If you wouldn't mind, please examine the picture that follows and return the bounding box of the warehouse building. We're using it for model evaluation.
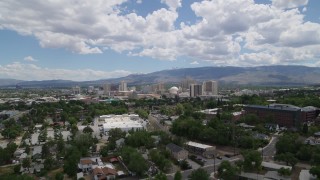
[99,114,145,135]
[185,141,216,158]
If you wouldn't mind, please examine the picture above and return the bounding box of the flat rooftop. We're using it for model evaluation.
[245,104,301,112]
[103,121,143,129]
[186,141,214,149]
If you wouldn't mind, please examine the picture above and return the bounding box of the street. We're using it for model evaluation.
[260,135,279,161]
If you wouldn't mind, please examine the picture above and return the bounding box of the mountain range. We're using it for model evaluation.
[1,65,320,88]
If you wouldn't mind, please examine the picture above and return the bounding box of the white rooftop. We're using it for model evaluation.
[261,161,292,170]
[186,141,214,149]
[103,121,143,129]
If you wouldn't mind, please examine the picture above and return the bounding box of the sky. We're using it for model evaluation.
[0,0,320,81]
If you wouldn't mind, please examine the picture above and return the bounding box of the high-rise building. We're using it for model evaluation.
[119,81,128,91]
[202,80,218,95]
[190,84,202,97]
[181,77,195,92]
[103,84,111,95]
[72,86,81,95]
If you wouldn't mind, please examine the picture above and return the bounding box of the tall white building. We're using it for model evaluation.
[202,80,218,95]
[119,81,128,91]
[190,84,202,97]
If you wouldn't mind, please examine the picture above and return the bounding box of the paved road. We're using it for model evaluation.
[260,135,279,161]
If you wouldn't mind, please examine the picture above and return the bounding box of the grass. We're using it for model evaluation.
[0,166,14,175]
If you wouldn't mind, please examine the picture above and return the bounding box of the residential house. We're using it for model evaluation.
[166,143,188,161]
[93,167,117,180]
[32,146,42,160]
[78,158,94,173]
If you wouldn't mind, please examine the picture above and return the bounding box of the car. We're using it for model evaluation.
[216,156,222,160]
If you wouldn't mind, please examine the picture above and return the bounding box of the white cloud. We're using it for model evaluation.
[272,0,308,9]
[0,62,131,81]
[190,61,199,65]
[161,0,182,11]
[24,56,37,62]
[0,0,319,67]
[137,0,142,4]
[302,7,307,12]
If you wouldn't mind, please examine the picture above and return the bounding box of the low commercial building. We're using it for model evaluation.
[166,143,188,161]
[185,141,216,158]
[100,114,144,134]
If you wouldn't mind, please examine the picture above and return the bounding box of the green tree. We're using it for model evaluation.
[13,164,21,174]
[174,171,182,180]
[120,146,147,176]
[55,172,64,180]
[108,128,125,141]
[242,150,262,171]
[218,161,237,180]
[154,172,167,180]
[278,167,291,177]
[134,109,149,119]
[189,168,210,180]
[310,166,320,179]
[22,158,31,169]
[63,147,81,177]
[175,103,184,115]
[275,152,298,167]
[83,126,93,134]
[1,119,22,139]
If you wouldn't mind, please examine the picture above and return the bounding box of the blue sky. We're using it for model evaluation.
[0,0,320,81]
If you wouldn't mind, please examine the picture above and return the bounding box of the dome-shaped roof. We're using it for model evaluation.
[169,86,179,94]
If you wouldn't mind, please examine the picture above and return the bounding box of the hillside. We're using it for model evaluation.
[1,65,320,87]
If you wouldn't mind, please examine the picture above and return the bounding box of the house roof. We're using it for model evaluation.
[80,159,93,165]
[109,157,118,163]
[93,167,103,175]
[102,167,117,175]
[166,143,184,153]
[93,167,117,176]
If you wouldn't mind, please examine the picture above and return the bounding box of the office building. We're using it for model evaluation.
[190,84,202,97]
[119,81,127,91]
[244,104,319,128]
[180,77,195,92]
[202,80,218,95]
[103,84,111,95]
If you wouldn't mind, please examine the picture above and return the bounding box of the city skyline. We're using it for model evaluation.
[1,0,320,81]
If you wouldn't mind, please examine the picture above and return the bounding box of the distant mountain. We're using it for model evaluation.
[1,65,320,88]
[109,65,320,86]
[0,79,25,86]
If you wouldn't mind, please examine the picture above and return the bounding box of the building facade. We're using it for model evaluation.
[185,141,216,158]
[202,80,218,95]
[190,84,202,97]
[166,143,188,161]
[244,104,319,128]
[119,81,127,91]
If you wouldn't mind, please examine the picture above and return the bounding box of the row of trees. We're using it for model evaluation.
[276,133,320,167]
